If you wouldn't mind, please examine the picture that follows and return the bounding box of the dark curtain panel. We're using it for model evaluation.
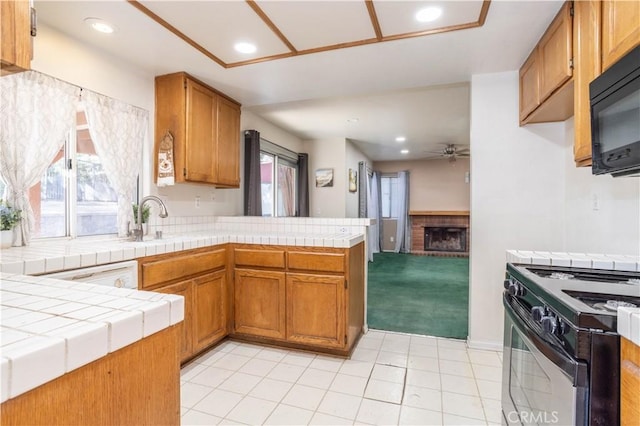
[243,130,262,216]
[297,153,310,217]
[358,161,368,218]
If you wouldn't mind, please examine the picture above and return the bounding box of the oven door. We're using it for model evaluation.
[502,295,588,426]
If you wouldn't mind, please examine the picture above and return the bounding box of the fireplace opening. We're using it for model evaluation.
[424,227,467,252]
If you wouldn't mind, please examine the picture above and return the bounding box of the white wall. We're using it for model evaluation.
[345,140,370,218]
[374,158,470,211]
[304,138,347,217]
[469,71,566,349]
[563,118,640,255]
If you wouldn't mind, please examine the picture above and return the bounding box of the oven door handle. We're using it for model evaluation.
[504,295,588,388]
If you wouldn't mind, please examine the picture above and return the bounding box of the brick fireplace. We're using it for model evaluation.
[410,211,470,257]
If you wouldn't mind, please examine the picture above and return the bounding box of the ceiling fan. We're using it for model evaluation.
[424,144,470,162]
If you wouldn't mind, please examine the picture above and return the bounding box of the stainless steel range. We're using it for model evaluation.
[502,263,640,426]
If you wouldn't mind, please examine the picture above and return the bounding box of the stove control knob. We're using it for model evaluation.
[503,279,512,290]
[541,315,559,335]
[506,280,525,296]
[531,306,546,322]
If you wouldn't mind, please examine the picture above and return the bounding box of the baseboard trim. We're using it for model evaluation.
[467,339,502,352]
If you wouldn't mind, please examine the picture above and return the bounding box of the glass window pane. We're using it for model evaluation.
[76,115,118,236]
[390,177,399,218]
[381,177,391,218]
[277,163,296,217]
[32,146,66,238]
[260,152,274,217]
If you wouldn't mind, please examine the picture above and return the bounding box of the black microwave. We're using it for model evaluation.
[590,45,640,177]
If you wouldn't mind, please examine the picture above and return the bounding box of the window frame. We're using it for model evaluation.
[259,139,299,218]
[381,174,399,219]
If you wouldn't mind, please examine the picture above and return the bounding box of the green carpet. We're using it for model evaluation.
[367,252,469,339]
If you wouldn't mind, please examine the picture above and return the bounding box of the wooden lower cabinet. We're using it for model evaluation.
[234,269,286,339]
[155,280,194,362]
[138,245,229,363]
[1,326,180,425]
[232,243,365,354]
[621,337,640,426]
[286,273,345,349]
[194,270,227,351]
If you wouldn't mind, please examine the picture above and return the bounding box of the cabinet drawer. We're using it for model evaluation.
[287,251,345,273]
[234,248,285,269]
[141,248,226,289]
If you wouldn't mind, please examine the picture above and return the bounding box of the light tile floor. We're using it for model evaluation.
[180,330,503,425]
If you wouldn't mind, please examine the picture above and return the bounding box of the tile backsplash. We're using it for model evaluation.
[148,216,373,237]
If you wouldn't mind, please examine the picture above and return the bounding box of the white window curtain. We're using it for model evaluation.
[0,71,79,246]
[394,170,410,253]
[367,171,381,261]
[83,91,148,237]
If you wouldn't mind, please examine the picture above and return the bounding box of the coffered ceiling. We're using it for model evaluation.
[34,1,564,161]
[130,0,489,67]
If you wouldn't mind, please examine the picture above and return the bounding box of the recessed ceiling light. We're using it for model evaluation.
[84,18,116,34]
[395,136,406,142]
[415,7,442,23]
[401,149,409,154]
[234,42,257,54]
[347,118,359,123]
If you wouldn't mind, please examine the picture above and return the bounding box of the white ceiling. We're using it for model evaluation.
[34,0,563,161]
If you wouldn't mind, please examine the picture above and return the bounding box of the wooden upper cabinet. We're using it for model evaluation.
[519,1,574,125]
[538,1,573,102]
[572,0,601,167]
[155,72,241,187]
[1,0,32,74]
[185,79,217,183]
[519,50,540,122]
[216,97,241,187]
[602,0,640,71]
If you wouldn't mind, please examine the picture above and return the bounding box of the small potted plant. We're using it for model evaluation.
[0,199,21,249]
[132,203,151,234]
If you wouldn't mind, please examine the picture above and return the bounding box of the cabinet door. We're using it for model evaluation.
[286,273,345,349]
[0,0,31,74]
[193,270,227,352]
[234,269,286,339]
[155,280,194,363]
[519,49,540,122]
[216,97,241,187]
[538,1,573,102]
[572,0,601,167]
[602,0,640,71]
[185,79,217,183]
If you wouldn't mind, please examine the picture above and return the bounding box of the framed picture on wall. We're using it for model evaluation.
[348,169,357,192]
[315,168,334,187]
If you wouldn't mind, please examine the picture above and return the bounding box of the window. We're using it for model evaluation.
[381,175,399,218]
[0,109,136,239]
[260,140,298,217]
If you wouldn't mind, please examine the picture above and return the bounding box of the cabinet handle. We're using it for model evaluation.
[30,7,37,37]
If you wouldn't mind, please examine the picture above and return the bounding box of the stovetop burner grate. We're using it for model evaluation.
[526,265,639,285]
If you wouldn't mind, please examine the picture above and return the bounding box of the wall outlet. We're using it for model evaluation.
[195,196,201,208]
[338,227,348,233]
[390,236,395,242]
[592,193,600,211]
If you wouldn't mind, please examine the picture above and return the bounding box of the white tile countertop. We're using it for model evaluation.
[0,231,365,276]
[0,273,184,403]
[506,250,640,271]
[618,307,640,346]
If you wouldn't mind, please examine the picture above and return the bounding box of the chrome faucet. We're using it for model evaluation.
[131,195,169,242]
